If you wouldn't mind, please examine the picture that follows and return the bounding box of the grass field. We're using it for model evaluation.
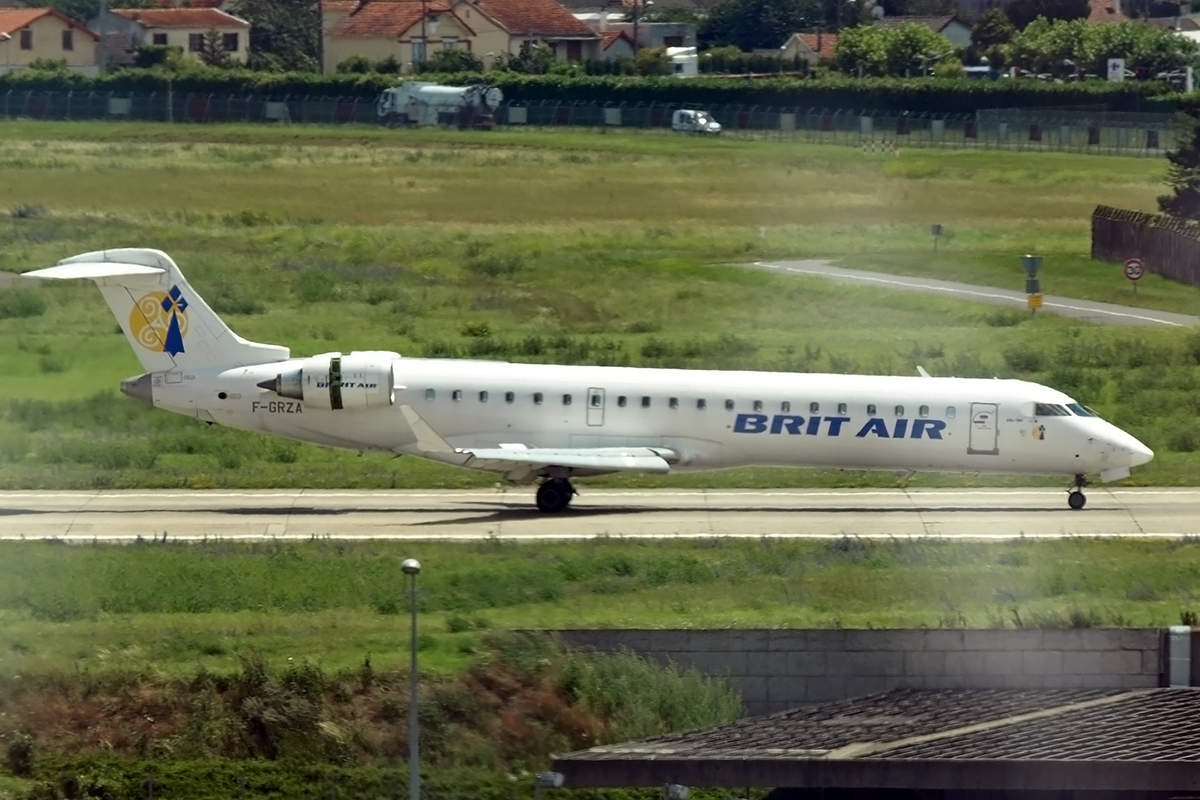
[0,121,1198,489]
[3,538,1199,679]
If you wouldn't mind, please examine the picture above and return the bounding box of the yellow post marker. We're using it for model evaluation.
[1028,293,1043,313]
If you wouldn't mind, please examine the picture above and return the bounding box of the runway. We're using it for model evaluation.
[750,261,1200,328]
[1,488,1198,540]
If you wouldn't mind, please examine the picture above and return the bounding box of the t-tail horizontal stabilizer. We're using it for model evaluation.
[23,249,289,373]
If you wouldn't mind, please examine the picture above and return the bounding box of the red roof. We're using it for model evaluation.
[321,0,362,11]
[798,32,836,59]
[329,0,467,38]
[0,7,99,39]
[600,29,634,49]
[151,0,226,6]
[472,0,597,38]
[1087,0,1126,21]
[110,8,249,28]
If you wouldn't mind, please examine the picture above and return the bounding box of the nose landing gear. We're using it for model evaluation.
[535,478,576,513]
[1067,474,1088,510]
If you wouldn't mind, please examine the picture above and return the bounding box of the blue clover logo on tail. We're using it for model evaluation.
[130,285,190,356]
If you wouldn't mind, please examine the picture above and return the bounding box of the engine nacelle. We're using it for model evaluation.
[265,351,397,411]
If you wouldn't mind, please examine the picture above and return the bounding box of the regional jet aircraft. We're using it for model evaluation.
[25,249,1154,512]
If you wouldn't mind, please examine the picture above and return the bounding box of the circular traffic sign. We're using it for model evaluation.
[1124,258,1145,281]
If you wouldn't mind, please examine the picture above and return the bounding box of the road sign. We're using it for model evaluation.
[1028,293,1043,311]
[1124,258,1145,281]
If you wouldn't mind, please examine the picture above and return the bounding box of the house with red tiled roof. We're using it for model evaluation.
[0,7,98,75]
[779,30,837,64]
[102,7,250,63]
[324,0,599,73]
[600,27,633,58]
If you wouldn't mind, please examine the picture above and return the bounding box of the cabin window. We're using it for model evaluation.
[946,406,956,418]
[641,396,651,408]
[809,402,819,414]
[919,405,929,417]
[479,391,488,403]
[563,394,572,405]
[725,399,735,410]
[591,394,602,407]
[424,389,436,402]
[753,400,763,412]
[618,395,628,407]
[781,401,791,412]
[837,403,847,414]
[534,392,543,405]
[895,405,904,417]
[867,404,877,415]
[505,391,515,404]
[1067,403,1098,417]
[669,397,679,409]
[697,399,707,410]
[452,390,462,401]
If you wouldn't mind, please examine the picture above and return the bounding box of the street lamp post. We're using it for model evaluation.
[1,31,10,76]
[402,558,422,800]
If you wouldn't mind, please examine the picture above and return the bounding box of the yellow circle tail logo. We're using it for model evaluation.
[129,285,189,356]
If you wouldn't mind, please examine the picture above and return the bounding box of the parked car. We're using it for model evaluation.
[672,109,722,135]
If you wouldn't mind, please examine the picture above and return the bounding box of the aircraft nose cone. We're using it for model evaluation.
[1128,440,1154,467]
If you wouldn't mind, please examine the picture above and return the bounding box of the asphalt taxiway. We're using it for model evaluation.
[1,488,1197,540]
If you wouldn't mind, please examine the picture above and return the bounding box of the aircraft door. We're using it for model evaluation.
[968,402,999,455]
[586,387,605,427]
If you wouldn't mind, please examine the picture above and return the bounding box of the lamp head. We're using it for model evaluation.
[401,558,422,575]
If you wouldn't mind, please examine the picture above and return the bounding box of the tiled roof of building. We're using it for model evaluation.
[474,0,597,38]
[328,0,459,38]
[554,689,1200,792]
[110,8,249,28]
[151,0,226,7]
[600,29,633,49]
[0,7,99,37]
[1087,0,1127,21]
[873,14,963,30]
[798,32,836,59]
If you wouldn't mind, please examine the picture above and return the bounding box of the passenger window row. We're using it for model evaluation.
[422,389,956,418]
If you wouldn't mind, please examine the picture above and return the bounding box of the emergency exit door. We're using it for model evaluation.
[587,388,605,426]
[968,402,999,456]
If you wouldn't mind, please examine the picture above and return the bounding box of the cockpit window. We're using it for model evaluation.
[1032,402,1070,417]
[1067,403,1099,417]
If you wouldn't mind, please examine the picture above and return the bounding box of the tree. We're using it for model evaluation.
[418,48,485,73]
[1003,18,1198,76]
[228,0,318,72]
[699,0,821,50]
[639,4,702,23]
[494,42,557,74]
[1002,0,1088,30]
[1159,102,1200,219]
[971,8,1016,49]
[335,54,374,73]
[633,45,671,75]
[198,28,232,67]
[834,22,955,75]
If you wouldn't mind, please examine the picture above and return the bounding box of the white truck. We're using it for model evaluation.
[377,81,504,129]
[671,109,722,135]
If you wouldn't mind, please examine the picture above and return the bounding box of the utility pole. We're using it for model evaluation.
[97,0,107,74]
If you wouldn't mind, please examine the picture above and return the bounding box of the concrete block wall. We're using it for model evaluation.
[553,629,1163,716]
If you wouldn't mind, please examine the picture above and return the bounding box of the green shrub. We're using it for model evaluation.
[0,288,47,320]
[6,732,34,777]
[1002,344,1045,373]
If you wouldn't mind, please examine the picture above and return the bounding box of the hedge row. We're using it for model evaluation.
[0,67,1183,113]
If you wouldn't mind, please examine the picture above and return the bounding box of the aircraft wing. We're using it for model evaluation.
[399,405,676,481]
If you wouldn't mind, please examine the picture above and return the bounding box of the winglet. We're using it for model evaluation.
[399,405,455,453]
[917,366,932,378]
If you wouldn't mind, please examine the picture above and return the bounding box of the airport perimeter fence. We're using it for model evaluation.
[0,89,1181,156]
[1092,204,1200,287]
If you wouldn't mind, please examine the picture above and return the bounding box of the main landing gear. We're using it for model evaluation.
[536,478,576,513]
[1067,474,1088,510]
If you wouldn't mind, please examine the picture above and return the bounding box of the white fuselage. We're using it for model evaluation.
[148,357,1152,481]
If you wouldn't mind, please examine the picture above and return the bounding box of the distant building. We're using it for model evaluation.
[0,7,99,75]
[779,31,838,64]
[101,8,251,63]
[1087,0,1128,21]
[873,14,971,47]
[324,0,600,73]
[599,28,635,58]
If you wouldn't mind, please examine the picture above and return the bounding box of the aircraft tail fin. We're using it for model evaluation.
[24,249,289,373]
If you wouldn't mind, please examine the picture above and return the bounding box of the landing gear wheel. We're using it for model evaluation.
[1067,474,1088,510]
[535,479,575,513]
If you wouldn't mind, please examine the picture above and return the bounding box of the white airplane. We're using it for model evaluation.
[25,248,1154,512]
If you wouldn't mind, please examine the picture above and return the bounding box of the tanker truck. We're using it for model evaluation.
[376,81,504,129]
